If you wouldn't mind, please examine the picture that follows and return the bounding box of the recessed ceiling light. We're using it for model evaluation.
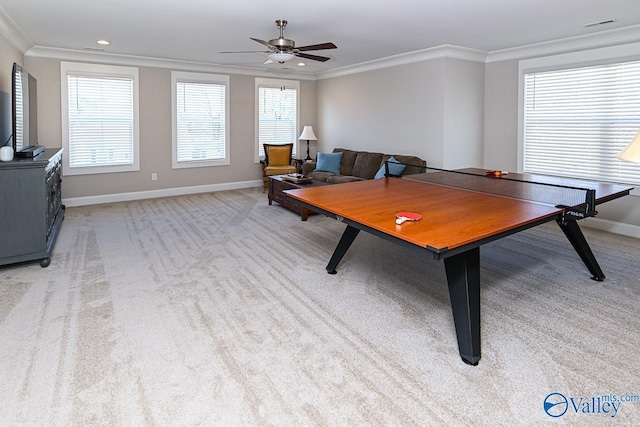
[582,19,616,28]
[297,62,306,67]
[97,40,110,45]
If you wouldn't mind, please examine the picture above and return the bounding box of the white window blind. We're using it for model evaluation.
[257,84,298,158]
[523,60,640,186]
[61,62,139,176]
[176,81,226,163]
[172,72,229,168]
[67,75,134,168]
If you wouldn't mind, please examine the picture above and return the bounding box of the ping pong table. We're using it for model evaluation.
[284,167,632,365]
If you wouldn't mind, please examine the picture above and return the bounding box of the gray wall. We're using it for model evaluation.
[483,60,519,171]
[22,55,317,199]
[317,57,485,169]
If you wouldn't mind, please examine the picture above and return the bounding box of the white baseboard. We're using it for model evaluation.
[582,217,640,239]
[62,180,263,207]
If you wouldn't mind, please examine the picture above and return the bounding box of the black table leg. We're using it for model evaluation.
[556,219,605,281]
[444,248,481,365]
[326,225,360,274]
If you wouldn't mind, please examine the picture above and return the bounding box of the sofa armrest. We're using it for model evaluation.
[301,161,316,176]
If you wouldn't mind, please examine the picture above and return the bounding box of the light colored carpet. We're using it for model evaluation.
[1,188,639,426]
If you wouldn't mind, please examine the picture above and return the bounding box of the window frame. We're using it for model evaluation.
[171,71,230,169]
[255,78,300,163]
[517,42,640,187]
[61,61,140,176]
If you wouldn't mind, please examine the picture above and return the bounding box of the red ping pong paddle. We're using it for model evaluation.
[395,211,422,225]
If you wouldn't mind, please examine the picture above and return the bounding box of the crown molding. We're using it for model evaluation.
[317,44,488,80]
[13,19,640,79]
[0,6,32,53]
[25,46,318,80]
[487,24,640,63]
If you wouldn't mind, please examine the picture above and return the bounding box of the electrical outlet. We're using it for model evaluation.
[151,173,157,181]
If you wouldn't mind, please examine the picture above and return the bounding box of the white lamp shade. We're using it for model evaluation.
[617,130,640,163]
[299,126,317,141]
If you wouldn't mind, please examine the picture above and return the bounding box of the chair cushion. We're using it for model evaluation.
[268,146,292,167]
[315,151,343,174]
[374,156,406,179]
[352,151,384,179]
[265,165,297,175]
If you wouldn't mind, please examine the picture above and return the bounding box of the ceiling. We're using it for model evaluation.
[2,0,640,75]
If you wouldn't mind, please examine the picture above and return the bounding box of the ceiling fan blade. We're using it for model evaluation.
[296,42,337,52]
[220,50,270,54]
[250,37,275,49]
[264,59,274,65]
[295,52,331,62]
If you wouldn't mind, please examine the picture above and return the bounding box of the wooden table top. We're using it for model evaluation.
[285,178,565,253]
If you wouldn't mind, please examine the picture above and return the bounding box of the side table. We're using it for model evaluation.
[268,175,329,220]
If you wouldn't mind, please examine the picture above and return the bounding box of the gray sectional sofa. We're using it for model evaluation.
[301,148,426,184]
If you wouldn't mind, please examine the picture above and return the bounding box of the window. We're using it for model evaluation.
[61,62,139,175]
[255,78,299,161]
[172,71,229,168]
[521,54,640,186]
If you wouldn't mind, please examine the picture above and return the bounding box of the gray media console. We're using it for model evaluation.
[0,148,64,267]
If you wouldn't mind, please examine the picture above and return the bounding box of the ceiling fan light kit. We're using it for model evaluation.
[221,19,337,65]
[268,52,296,63]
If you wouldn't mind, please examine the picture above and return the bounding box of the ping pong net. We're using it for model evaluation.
[383,161,597,220]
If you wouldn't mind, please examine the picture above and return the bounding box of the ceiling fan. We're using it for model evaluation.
[220,19,337,64]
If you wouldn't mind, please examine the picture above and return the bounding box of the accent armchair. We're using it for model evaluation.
[261,143,297,192]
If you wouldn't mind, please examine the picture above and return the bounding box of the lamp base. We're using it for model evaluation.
[305,140,312,161]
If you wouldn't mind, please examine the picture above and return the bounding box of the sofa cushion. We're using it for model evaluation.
[374,156,406,179]
[332,148,358,176]
[315,151,343,174]
[385,154,425,176]
[326,175,366,184]
[309,170,338,182]
[352,151,384,179]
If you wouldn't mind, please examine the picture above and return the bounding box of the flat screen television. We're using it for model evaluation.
[12,63,43,157]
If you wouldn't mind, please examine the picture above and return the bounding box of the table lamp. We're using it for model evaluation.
[299,126,317,161]
[617,130,640,163]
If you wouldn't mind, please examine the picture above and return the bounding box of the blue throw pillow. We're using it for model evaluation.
[314,151,343,174]
[374,156,406,179]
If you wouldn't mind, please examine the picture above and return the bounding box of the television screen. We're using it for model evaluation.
[12,63,38,153]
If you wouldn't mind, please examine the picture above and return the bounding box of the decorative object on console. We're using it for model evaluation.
[617,129,640,163]
[299,126,317,161]
[0,145,14,162]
